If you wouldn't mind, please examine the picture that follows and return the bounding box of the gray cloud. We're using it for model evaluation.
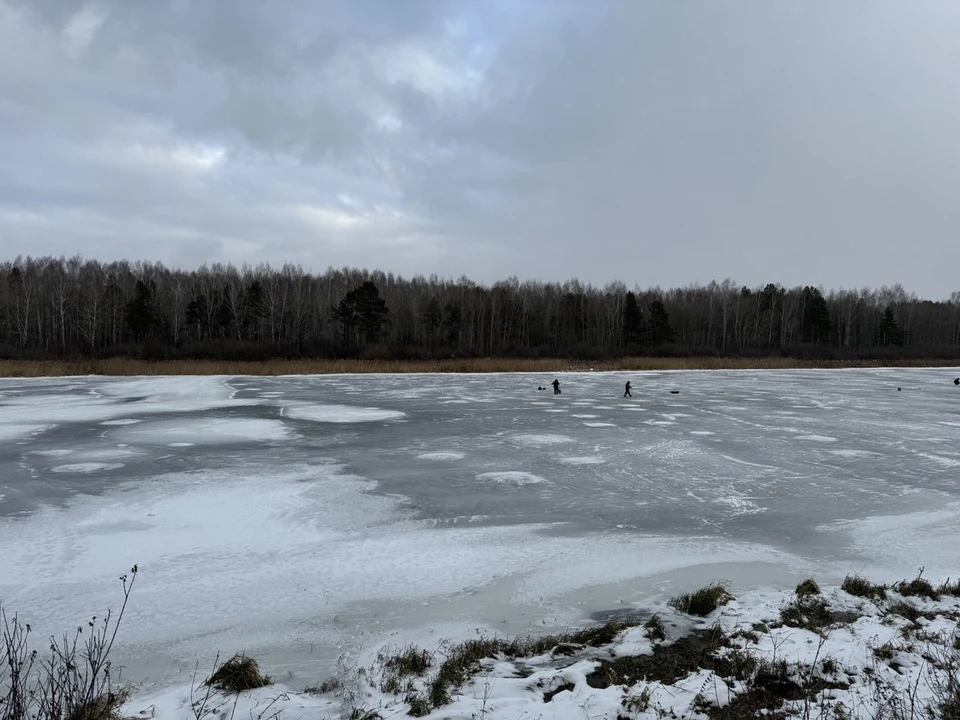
[1,0,958,297]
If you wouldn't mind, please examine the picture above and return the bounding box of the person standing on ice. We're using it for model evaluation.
[624,381,632,397]
[551,379,561,395]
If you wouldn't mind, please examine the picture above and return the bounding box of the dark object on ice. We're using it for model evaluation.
[538,386,544,391]
[624,381,632,398]
[670,390,680,395]
[898,387,901,391]
[954,378,959,385]
[552,379,561,395]
[206,653,272,693]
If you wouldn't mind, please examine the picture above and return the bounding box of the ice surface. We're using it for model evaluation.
[0,423,51,442]
[2,368,960,693]
[283,403,406,422]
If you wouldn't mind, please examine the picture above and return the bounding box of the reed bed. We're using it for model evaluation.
[0,356,955,378]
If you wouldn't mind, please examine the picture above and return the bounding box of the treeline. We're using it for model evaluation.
[2,256,960,361]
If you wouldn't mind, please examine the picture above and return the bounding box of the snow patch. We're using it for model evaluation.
[559,456,605,465]
[51,463,125,474]
[283,404,406,423]
[112,418,290,445]
[509,433,573,447]
[417,452,465,461]
[477,471,548,485]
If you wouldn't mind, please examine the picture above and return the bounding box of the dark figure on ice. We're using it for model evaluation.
[624,381,632,397]
[955,378,959,386]
[552,379,561,395]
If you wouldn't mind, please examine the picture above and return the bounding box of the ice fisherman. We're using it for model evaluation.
[551,379,561,395]
[624,381,632,397]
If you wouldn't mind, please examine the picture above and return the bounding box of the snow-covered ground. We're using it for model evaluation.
[120,582,960,720]
[1,368,959,700]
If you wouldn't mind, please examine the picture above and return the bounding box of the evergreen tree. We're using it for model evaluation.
[442,302,461,348]
[423,297,442,348]
[647,299,675,345]
[125,280,156,340]
[802,286,832,343]
[622,291,644,346]
[244,281,265,340]
[185,295,207,340]
[876,305,904,346]
[335,281,389,344]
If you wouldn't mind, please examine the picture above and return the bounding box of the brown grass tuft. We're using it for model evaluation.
[425,620,636,709]
[896,576,940,601]
[795,579,821,598]
[669,584,734,617]
[644,614,667,642]
[841,575,887,601]
[65,690,130,720]
[205,654,272,693]
[1,356,955,378]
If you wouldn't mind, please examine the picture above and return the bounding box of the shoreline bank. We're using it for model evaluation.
[2,356,959,377]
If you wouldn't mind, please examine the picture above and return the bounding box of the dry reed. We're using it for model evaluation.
[0,356,956,378]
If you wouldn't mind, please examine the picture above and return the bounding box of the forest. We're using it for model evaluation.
[2,256,959,361]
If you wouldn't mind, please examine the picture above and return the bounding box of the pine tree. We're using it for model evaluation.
[423,297,442,349]
[442,303,461,348]
[876,306,904,346]
[335,281,389,345]
[802,286,832,343]
[647,299,675,345]
[622,291,644,346]
[125,280,156,341]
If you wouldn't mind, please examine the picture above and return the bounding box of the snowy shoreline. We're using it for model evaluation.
[111,575,960,720]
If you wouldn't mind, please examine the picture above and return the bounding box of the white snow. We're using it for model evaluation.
[112,418,290,445]
[101,418,142,426]
[559,456,605,465]
[51,462,125,473]
[283,404,406,423]
[509,433,574,447]
[116,582,960,720]
[477,471,547,485]
[583,421,616,427]
[417,451,466,461]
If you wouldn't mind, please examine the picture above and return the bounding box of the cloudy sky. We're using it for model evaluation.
[2,1,958,298]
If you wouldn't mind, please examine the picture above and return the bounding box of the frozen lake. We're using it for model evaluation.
[1,368,959,691]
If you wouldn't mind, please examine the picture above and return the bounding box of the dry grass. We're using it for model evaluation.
[669,583,734,617]
[841,575,888,601]
[1,356,956,378]
[205,653,272,693]
[426,620,636,709]
[65,689,130,720]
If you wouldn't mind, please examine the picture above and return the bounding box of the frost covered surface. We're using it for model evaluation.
[2,368,960,693]
[119,582,960,720]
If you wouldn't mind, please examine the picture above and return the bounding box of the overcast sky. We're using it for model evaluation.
[2,1,958,298]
